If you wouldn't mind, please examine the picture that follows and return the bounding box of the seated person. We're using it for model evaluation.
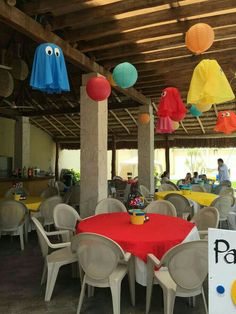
[201,174,209,184]
[192,171,199,183]
[160,170,170,184]
[183,172,192,185]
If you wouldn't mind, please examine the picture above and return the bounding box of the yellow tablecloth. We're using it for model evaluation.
[155,191,218,207]
[0,196,42,212]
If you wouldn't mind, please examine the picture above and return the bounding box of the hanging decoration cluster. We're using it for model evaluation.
[30,43,70,93]
[155,87,186,134]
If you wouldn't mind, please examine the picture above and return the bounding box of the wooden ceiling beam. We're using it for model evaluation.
[30,118,53,136]
[196,117,206,134]
[124,108,138,127]
[66,0,236,42]
[51,0,176,30]
[0,2,149,106]
[79,12,236,52]
[109,110,130,134]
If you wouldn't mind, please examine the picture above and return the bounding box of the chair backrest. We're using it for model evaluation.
[191,207,219,231]
[221,180,231,187]
[158,184,176,191]
[166,181,179,191]
[31,216,51,258]
[160,240,208,290]
[139,185,151,198]
[39,195,62,224]
[164,193,192,218]
[191,185,206,192]
[210,195,234,220]
[63,188,73,204]
[71,233,125,281]
[54,203,81,232]
[145,200,177,217]
[219,186,234,197]
[123,184,131,202]
[54,181,66,193]
[40,187,59,199]
[95,198,127,215]
[67,185,80,206]
[0,200,26,230]
[5,187,29,198]
[176,179,184,186]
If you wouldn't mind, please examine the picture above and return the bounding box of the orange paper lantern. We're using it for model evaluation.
[138,113,150,124]
[107,73,117,87]
[185,23,214,54]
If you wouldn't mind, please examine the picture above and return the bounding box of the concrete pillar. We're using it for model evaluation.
[138,104,154,194]
[14,117,30,169]
[80,73,108,218]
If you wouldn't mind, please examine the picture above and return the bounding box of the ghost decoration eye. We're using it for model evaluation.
[161,91,167,97]
[54,47,60,57]
[221,113,225,117]
[225,112,230,117]
[45,46,53,56]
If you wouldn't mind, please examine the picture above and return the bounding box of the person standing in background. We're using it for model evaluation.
[217,158,230,183]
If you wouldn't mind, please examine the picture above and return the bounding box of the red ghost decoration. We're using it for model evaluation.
[214,111,236,134]
[157,87,187,121]
[155,116,174,134]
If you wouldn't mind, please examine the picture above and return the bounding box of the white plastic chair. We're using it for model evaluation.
[40,187,59,199]
[210,195,234,228]
[139,185,153,204]
[54,181,67,195]
[191,185,206,192]
[191,207,219,239]
[54,204,81,240]
[146,240,208,314]
[31,217,77,301]
[38,196,62,230]
[219,186,234,197]
[145,200,177,217]
[0,200,27,250]
[71,232,135,314]
[164,193,194,219]
[95,198,127,215]
[158,184,176,192]
[66,185,80,209]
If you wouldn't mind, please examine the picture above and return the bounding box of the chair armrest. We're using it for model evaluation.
[45,230,70,236]
[147,253,161,267]
[124,252,131,262]
[48,241,71,249]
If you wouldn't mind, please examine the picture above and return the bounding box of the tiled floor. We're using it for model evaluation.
[0,233,206,314]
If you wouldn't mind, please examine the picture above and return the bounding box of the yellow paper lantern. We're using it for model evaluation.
[195,102,212,113]
[185,23,214,54]
[138,113,150,124]
[107,73,117,87]
[172,121,180,130]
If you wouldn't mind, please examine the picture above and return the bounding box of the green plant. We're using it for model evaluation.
[70,169,80,182]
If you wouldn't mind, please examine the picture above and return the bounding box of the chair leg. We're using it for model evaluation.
[41,261,47,285]
[87,285,94,297]
[110,280,122,314]
[146,258,155,314]
[45,262,60,301]
[202,287,208,314]
[161,285,176,314]
[19,226,24,251]
[77,277,87,314]
[128,256,135,307]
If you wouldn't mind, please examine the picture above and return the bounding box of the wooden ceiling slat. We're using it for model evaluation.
[79,12,236,52]
[66,0,236,42]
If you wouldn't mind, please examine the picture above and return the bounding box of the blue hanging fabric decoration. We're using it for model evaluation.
[189,105,202,117]
[30,43,70,93]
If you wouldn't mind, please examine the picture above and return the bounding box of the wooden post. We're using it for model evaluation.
[55,142,59,181]
[111,135,116,179]
[165,136,170,173]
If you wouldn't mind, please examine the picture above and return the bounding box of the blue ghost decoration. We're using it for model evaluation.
[30,43,70,93]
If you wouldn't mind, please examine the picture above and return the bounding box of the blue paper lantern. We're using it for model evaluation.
[189,105,202,117]
[112,62,138,88]
[30,43,70,93]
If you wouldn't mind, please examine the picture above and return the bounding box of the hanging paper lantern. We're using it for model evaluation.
[187,59,235,112]
[155,116,174,134]
[157,87,187,121]
[138,113,150,124]
[112,62,138,88]
[214,111,236,134]
[107,73,117,87]
[30,43,70,93]
[172,121,179,131]
[189,105,202,117]
[86,76,111,101]
[185,23,214,54]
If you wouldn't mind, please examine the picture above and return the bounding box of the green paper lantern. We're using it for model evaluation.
[112,62,138,88]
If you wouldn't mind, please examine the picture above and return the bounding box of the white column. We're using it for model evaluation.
[80,73,108,218]
[14,117,30,169]
[138,104,154,194]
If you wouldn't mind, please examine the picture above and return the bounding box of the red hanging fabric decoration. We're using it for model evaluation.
[155,116,174,134]
[157,87,187,121]
[214,111,236,134]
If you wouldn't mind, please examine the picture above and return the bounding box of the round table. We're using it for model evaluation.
[20,196,42,211]
[77,212,199,285]
[155,190,218,207]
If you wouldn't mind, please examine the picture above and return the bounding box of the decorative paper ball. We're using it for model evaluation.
[195,102,212,113]
[86,76,111,101]
[138,113,150,124]
[112,62,138,88]
[185,23,214,54]
[189,105,202,117]
[107,73,117,87]
[172,121,180,130]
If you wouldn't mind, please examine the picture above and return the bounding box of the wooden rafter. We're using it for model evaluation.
[196,117,205,134]
[180,121,188,134]
[124,109,138,127]
[109,110,130,134]
[30,118,53,136]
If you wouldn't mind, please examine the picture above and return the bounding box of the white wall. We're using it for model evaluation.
[0,117,15,157]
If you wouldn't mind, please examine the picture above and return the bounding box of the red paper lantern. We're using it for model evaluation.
[86,77,111,101]
[185,23,214,54]
[138,113,150,124]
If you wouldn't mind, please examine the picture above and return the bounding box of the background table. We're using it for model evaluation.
[20,196,42,211]
[77,212,199,285]
[155,190,218,207]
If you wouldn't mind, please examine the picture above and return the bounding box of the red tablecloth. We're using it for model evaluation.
[77,213,195,263]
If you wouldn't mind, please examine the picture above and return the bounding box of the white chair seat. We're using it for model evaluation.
[47,246,77,264]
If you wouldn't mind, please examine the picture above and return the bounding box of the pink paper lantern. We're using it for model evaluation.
[155,116,174,134]
[86,76,111,101]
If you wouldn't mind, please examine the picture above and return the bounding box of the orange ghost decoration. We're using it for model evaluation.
[214,111,236,134]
